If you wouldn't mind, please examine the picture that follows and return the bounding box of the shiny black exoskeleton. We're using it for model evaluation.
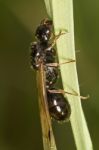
[47,89,71,121]
[35,19,53,42]
[30,41,58,87]
[30,42,41,69]
[30,18,54,70]
[30,42,56,69]
[30,18,71,122]
[43,46,56,63]
[45,66,58,89]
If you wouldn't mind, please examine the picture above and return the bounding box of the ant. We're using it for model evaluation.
[30,18,88,122]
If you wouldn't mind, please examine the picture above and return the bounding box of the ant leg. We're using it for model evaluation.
[46,59,75,67]
[52,30,67,47]
[45,30,67,51]
[52,31,65,47]
[48,89,89,100]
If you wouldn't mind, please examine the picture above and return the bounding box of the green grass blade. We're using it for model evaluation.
[44,0,93,149]
[43,0,52,18]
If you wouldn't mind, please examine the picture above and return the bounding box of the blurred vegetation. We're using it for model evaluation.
[0,0,98,149]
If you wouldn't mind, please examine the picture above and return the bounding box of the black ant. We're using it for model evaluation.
[30,18,88,122]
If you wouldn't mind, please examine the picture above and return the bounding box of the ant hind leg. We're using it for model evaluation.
[48,89,89,100]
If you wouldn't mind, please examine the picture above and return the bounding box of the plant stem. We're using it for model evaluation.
[37,64,57,150]
[44,0,93,149]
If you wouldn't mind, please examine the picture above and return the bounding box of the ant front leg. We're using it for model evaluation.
[51,30,67,47]
[45,30,67,51]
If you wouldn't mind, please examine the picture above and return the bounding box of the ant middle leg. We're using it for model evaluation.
[46,59,75,67]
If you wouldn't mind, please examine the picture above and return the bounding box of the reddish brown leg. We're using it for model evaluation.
[46,59,75,67]
[51,30,67,47]
[45,30,67,51]
[48,89,89,100]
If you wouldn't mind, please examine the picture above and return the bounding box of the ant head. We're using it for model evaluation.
[35,19,53,42]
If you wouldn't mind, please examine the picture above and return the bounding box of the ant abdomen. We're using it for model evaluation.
[47,90,71,122]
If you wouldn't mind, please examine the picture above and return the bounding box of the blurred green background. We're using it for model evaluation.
[0,0,98,149]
